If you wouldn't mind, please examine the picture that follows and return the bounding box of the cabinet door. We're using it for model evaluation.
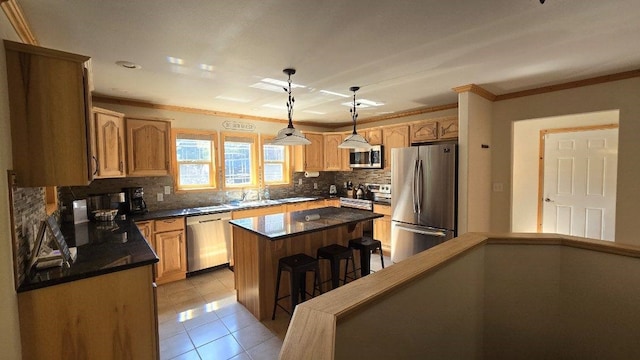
[364,129,383,145]
[324,198,340,207]
[307,200,327,210]
[126,118,171,176]
[154,229,186,284]
[410,121,438,143]
[5,40,91,187]
[135,221,154,244]
[286,202,309,212]
[439,118,459,139]
[382,125,409,169]
[303,133,324,171]
[93,108,126,178]
[323,133,343,171]
[373,204,391,255]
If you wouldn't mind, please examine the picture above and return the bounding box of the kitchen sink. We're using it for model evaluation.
[240,199,281,207]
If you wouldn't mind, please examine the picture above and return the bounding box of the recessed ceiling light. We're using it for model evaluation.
[199,64,214,71]
[302,110,326,115]
[167,56,184,65]
[262,103,286,110]
[341,98,384,108]
[320,90,349,98]
[115,61,141,70]
[215,95,250,103]
[250,82,286,93]
[261,77,306,89]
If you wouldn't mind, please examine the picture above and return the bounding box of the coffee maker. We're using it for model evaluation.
[123,187,148,214]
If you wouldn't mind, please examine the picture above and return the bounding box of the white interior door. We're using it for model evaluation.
[542,128,618,240]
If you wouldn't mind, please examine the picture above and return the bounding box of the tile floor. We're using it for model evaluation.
[157,253,391,360]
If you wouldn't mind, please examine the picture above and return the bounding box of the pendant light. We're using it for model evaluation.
[338,86,372,149]
[270,68,311,146]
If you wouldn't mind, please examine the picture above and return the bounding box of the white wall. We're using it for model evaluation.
[511,110,619,232]
[458,91,493,234]
[0,26,23,360]
[490,77,640,245]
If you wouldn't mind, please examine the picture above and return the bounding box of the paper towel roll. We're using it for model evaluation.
[305,214,321,221]
[304,171,320,178]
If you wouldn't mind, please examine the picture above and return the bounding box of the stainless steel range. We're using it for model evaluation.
[340,183,392,238]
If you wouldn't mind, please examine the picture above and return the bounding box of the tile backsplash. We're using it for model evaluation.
[58,169,389,218]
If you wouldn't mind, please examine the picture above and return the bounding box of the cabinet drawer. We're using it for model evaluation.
[373,204,391,216]
[154,217,184,233]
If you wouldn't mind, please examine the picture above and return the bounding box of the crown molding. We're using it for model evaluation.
[1,0,37,45]
[452,84,497,101]
[494,68,640,101]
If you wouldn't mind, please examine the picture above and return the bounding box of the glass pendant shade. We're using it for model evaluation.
[339,86,372,149]
[271,125,312,145]
[271,68,310,146]
[338,132,371,149]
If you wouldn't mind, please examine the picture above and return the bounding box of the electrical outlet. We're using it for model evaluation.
[157,193,164,201]
[164,186,171,195]
[314,182,318,189]
[492,182,504,192]
[298,179,303,186]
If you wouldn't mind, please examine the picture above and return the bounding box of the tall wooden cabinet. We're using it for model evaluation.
[91,107,126,178]
[4,40,92,187]
[382,125,410,169]
[126,117,171,176]
[373,204,392,255]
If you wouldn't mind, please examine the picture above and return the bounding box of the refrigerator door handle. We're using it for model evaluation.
[413,159,419,213]
[417,159,423,214]
[395,223,447,237]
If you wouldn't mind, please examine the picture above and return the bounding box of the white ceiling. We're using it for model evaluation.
[15,0,640,126]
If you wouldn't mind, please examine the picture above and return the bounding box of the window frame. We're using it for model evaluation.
[171,128,219,192]
[221,131,259,189]
[260,135,292,186]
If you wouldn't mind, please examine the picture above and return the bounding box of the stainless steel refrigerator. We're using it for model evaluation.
[391,143,457,263]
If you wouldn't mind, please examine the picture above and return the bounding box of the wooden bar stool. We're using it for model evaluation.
[272,253,322,320]
[348,237,385,277]
[317,244,357,290]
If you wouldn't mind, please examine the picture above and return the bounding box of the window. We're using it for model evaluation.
[172,129,217,190]
[222,132,258,188]
[261,135,291,185]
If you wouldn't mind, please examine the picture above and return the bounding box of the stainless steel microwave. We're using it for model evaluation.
[349,145,383,169]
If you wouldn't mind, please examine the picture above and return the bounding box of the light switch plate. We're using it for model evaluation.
[157,193,164,201]
[492,182,504,192]
[164,186,171,195]
[298,179,303,186]
[313,182,318,189]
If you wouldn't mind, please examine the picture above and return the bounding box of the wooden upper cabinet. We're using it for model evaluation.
[363,128,383,145]
[382,125,409,168]
[439,118,459,139]
[91,107,126,178]
[323,133,343,171]
[410,121,439,143]
[302,132,324,172]
[126,117,171,176]
[4,40,91,187]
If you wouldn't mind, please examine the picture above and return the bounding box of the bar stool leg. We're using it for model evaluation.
[299,273,307,301]
[272,265,283,320]
[360,247,372,276]
[329,258,340,289]
[313,263,322,296]
[290,270,301,313]
[379,245,385,269]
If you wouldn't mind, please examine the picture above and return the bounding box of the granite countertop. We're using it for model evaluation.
[229,206,383,240]
[17,219,158,293]
[132,196,323,221]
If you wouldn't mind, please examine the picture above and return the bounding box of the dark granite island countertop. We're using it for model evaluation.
[229,206,383,240]
[17,219,158,292]
[230,206,382,320]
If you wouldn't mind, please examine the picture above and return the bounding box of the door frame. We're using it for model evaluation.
[536,123,619,232]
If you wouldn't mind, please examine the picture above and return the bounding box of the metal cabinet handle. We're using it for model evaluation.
[92,156,99,176]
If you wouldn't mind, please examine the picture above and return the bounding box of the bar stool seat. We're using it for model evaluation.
[348,237,385,277]
[272,253,322,320]
[317,244,357,290]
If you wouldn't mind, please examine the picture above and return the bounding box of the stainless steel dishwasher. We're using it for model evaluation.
[186,212,232,273]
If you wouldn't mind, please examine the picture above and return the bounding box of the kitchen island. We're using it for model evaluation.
[230,206,383,320]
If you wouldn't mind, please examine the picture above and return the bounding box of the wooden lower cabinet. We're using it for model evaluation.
[232,205,285,219]
[18,265,159,360]
[373,204,391,255]
[137,218,186,285]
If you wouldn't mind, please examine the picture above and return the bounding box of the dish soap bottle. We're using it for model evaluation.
[263,186,270,200]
